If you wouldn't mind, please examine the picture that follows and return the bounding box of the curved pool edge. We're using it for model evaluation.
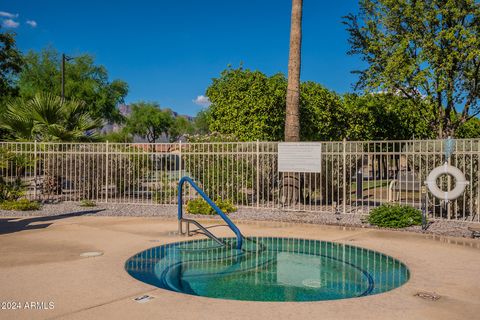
[125,236,410,302]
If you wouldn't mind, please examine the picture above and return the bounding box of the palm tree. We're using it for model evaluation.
[0,92,103,141]
[0,92,104,199]
[282,0,303,206]
[285,0,302,142]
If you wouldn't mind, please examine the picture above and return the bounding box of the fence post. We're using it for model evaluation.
[105,141,109,203]
[447,148,452,219]
[342,138,346,214]
[256,139,260,209]
[178,141,182,206]
[356,170,363,205]
[34,140,37,200]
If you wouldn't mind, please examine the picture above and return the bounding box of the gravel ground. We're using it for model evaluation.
[0,202,478,239]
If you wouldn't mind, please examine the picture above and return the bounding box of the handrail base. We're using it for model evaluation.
[178,218,225,246]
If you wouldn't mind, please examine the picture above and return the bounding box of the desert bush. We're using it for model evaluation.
[186,198,237,215]
[35,143,151,202]
[368,203,422,228]
[283,142,355,206]
[0,177,26,201]
[108,144,151,199]
[0,198,41,211]
[79,199,96,207]
[0,146,33,201]
[152,183,176,204]
[184,133,255,205]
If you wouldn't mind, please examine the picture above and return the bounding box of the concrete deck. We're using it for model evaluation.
[0,214,479,320]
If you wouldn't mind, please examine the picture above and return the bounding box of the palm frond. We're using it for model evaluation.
[0,98,36,140]
[0,92,104,142]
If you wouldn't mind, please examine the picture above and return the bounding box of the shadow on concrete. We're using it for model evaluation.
[0,209,105,236]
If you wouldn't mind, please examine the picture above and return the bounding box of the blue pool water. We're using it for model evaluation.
[125,237,409,302]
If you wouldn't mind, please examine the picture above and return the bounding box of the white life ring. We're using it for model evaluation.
[425,163,469,201]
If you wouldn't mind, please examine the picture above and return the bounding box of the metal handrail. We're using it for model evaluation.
[180,218,225,246]
[177,176,243,249]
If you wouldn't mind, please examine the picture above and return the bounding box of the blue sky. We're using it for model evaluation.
[2,0,362,116]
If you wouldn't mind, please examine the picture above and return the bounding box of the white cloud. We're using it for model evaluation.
[0,11,18,18]
[2,19,19,28]
[192,95,211,107]
[26,20,37,28]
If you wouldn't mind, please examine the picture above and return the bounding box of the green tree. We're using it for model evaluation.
[206,66,352,142]
[101,130,133,143]
[0,92,102,141]
[342,93,435,140]
[300,81,347,141]
[0,27,23,99]
[169,116,194,142]
[18,48,128,122]
[0,28,23,140]
[124,102,174,143]
[206,66,444,142]
[344,0,480,137]
[457,117,480,138]
[206,66,287,141]
[193,109,211,135]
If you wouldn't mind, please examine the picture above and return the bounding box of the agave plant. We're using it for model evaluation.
[0,92,103,141]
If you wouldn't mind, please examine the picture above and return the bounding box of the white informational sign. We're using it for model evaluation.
[278,142,322,173]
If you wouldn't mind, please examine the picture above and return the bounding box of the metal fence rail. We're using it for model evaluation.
[0,139,478,222]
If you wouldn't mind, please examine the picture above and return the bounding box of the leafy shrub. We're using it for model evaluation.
[184,133,255,206]
[0,177,26,201]
[186,198,237,215]
[79,199,96,207]
[0,199,41,211]
[368,204,423,228]
[152,174,177,204]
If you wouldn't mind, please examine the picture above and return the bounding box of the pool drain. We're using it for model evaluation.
[302,279,323,288]
[414,291,440,301]
[80,251,103,258]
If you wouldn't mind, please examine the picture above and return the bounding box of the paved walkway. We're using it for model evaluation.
[0,215,479,320]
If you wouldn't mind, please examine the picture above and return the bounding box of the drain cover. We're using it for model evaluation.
[302,279,323,288]
[414,291,441,301]
[80,251,103,258]
[134,295,154,303]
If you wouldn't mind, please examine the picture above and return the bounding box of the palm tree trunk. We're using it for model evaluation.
[285,0,302,142]
[282,0,303,206]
